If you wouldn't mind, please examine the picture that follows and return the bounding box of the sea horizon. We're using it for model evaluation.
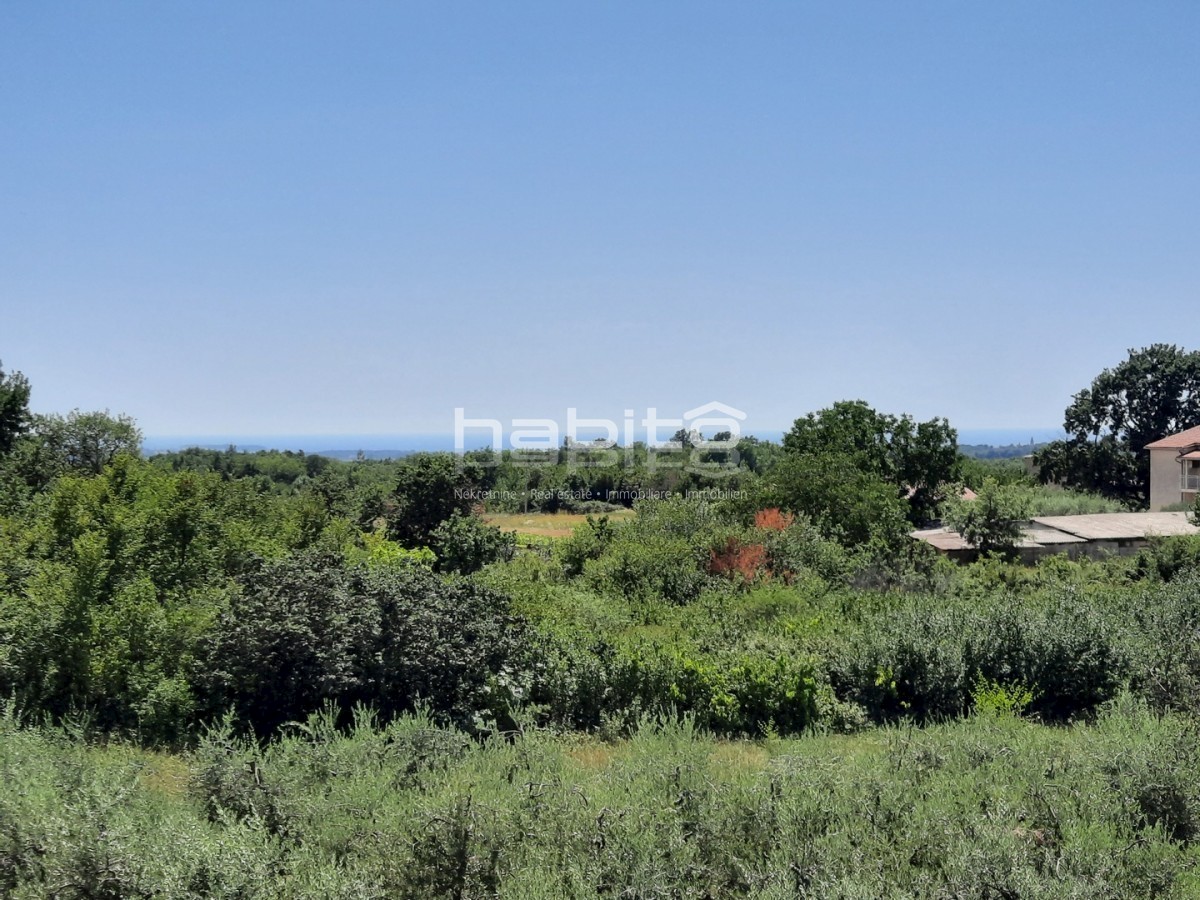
[142,426,1068,459]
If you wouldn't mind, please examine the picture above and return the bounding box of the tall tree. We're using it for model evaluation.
[765,450,909,547]
[384,453,478,547]
[0,360,31,455]
[31,410,143,477]
[782,400,959,524]
[1036,344,1200,505]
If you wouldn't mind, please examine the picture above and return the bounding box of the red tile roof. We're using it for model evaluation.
[1145,425,1200,450]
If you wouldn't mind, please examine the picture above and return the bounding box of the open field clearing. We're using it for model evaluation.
[483,508,635,538]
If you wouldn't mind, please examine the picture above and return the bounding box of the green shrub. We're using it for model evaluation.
[1121,574,1200,713]
[428,510,515,574]
[761,514,853,583]
[532,634,818,736]
[583,534,706,605]
[196,551,531,736]
[555,514,616,578]
[1133,534,1200,583]
[971,676,1036,718]
[831,592,1124,724]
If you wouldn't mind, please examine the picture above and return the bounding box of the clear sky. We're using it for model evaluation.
[2,2,1197,439]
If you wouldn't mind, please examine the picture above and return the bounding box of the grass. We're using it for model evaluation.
[6,699,1200,897]
[483,509,634,538]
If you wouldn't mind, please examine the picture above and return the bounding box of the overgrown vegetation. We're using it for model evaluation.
[4,359,1200,894]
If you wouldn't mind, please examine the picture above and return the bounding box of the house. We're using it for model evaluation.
[1145,425,1200,511]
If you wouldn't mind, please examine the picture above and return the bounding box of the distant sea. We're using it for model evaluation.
[143,427,1068,461]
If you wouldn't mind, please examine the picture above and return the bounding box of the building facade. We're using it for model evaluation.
[1146,425,1200,511]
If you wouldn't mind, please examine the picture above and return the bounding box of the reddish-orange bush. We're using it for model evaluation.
[708,537,768,583]
[754,507,794,532]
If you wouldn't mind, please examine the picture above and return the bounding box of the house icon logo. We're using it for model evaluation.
[683,401,747,445]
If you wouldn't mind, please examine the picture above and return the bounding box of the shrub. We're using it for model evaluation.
[196,551,530,735]
[943,477,1031,554]
[532,635,818,736]
[428,511,515,575]
[556,514,616,578]
[583,535,706,605]
[761,514,853,583]
[831,592,1124,724]
[753,507,794,531]
[707,536,767,585]
[970,676,1036,718]
[1122,574,1200,713]
[1133,535,1200,583]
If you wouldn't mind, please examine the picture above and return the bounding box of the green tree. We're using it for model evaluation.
[944,477,1031,554]
[1036,344,1200,506]
[429,511,516,575]
[24,409,143,484]
[384,454,477,546]
[782,401,959,524]
[765,450,909,547]
[0,360,31,455]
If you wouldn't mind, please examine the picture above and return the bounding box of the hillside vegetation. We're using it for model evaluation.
[4,361,1200,895]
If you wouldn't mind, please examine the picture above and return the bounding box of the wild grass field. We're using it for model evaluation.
[483,508,635,538]
[6,698,1200,898]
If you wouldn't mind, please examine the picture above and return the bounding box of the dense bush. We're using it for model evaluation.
[428,510,515,574]
[1133,534,1200,583]
[583,534,707,605]
[197,551,530,735]
[555,513,616,577]
[531,634,818,736]
[830,591,1124,723]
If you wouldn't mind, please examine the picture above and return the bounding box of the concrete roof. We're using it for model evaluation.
[1031,512,1199,541]
[912,511,1198,553]
[1145,425,1200,450]
[910,527,972,551]
[1020,522,1089,545]
[910,522,1089,551]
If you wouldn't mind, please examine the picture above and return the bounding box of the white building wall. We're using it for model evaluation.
[1149,448,1183,511]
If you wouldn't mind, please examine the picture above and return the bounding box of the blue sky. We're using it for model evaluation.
[3,2,1197,440]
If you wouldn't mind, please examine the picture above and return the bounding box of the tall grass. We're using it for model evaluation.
[3,699,1200,897]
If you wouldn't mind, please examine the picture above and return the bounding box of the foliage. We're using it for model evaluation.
[428,510,515,574]
[829,590,1124,723]
[345,526,436,571]
[944,477,1032,553]
[0,456,302,743]
[6,701,1200,896]
[782,400,960,523]
[0,360,31,456]
[583,532,707,605]
[196,551,530,736]
[531,635,819,736]
[970,675,1036,718]
[763,450,909,547]
[383,453,477,546]
[707,536,767,584]
[28,409,142,478]
[1133,534,1200,583]
[555,514,617,577]
[1016,484,1127,516]
[958,453,1032,488]
[760,512,855,583]
[1036,343,1200,505]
